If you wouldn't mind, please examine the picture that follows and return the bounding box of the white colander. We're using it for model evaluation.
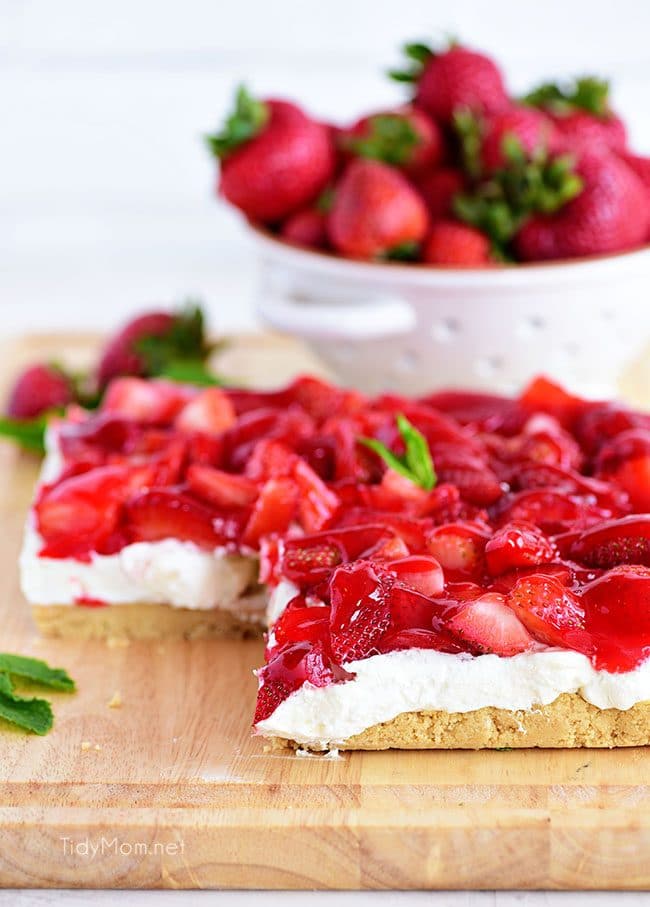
[251,227,650,397]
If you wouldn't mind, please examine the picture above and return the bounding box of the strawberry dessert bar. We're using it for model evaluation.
[253,378,650,750]
[20,374,349,639]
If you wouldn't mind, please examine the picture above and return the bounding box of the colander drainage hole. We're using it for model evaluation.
[431,318,461,342]
[395,350,419,372]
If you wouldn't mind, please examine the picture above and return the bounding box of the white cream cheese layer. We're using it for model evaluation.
[20,424,260,614]
[256,648,650,747]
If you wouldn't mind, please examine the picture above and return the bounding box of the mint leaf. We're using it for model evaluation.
[359,413,437,491]
[397,414,437,490]
[0,654,75,692]
[0,674,53,735]
[0,415,48,454]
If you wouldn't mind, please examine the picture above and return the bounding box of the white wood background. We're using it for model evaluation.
[2,0,650,341]
[2,2,650,901]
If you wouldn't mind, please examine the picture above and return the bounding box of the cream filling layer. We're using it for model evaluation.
[19,424,261,615]
[256,648,650,747]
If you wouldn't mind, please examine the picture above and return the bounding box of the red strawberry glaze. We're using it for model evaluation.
[28,372,650,691]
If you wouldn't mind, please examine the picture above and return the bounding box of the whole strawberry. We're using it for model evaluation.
[327,159,429,259]
[415,167,465,220]
[391,42,508,125]
[97,305,208,387]
[207,86,335,223]
[620,152,650,234]
[523,77,627,153]
[422,221,492,267]
[479,106,559,173]
[515,152,649,261]
[7,364,74,419]
[280,205,329,249]
[340,106,444,174]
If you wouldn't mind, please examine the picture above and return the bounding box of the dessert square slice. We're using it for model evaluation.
[20,374,351,639]
[253,379,650,751]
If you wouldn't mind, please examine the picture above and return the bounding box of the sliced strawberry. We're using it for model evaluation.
[574,404,650,457]
[36,464,153,558]
[273,604,330,648]
[485,521,555,576]
[329,561,392,663]
[489,562,574,594]
[426,522,490,576]
[187,464,258,509]
[175,387,236,436]
[287,375,366,422]
[507,575,592,652]
[596,429,650,512]
[372,535,411,561]
[254,640,353,724]
[102,378,192,423]
[379,468,430,504]
[448,593,535,656]
[494,489,606,534]
[292,459,340,532]
[245,439,297,480]
[388,584,445,631]
[582,565,650,636]
[434,461,503,506]
[125,488,225,549]
[388,554,444,597]
[569,515,650,568]
[242,477,298,548]
[511,463,630,516]
[518,376,584,429]
[377,627,464,655]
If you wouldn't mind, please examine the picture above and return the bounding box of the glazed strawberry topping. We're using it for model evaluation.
[33,373,650,698]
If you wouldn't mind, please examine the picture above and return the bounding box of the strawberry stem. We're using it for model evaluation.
[522,76,611,118]
[205,85,269,159]
[343,114,421,167]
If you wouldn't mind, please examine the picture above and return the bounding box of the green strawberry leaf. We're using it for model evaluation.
[205,85,269,159]
[135,302,217,382]
[345,114,421,167]
[0,654,75,692]
[156,359,225,387]
[359,413,437,491]
[522,76,611,118]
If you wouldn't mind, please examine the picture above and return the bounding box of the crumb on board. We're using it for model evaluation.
[80,741,91,751]
[108,690,122,709]
[106,636,130,649]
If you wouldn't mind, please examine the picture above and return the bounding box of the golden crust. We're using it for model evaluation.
[32,595,266,640]
[266,693,650,751]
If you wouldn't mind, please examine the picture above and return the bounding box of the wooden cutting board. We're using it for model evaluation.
[1,332,650,891]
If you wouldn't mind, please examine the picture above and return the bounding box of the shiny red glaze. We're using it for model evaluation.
[388,555,444,597]
[124,488,228,549]
[329,561,392,663]
[485,521,556,576]
[569,515,650,569]
[448,592,535,655]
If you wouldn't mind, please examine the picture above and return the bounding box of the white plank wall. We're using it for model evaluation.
[2,0,650,338]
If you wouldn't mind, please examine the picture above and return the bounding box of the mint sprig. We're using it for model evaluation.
[0,654,76,692]
[359,413,437,491]
[0,654,75,735]
[0,415,49,454]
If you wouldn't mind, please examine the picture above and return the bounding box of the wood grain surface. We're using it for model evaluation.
[0,333,649,890]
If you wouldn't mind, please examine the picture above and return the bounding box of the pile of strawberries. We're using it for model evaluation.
[208,41,650,266]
